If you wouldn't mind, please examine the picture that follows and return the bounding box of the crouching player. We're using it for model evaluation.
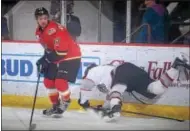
[35,7,81,117]
[78,56,190,121]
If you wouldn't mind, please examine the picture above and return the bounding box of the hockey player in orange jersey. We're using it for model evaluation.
[35,7,81,117]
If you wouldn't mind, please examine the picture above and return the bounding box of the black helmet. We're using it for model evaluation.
[35,7,49,18]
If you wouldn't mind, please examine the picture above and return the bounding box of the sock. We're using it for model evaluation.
[46,88,59,104]
[59,89,71,102]
[160,67,179,87]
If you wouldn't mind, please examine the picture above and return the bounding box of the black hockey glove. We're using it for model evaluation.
[78,99,90,109]
[36,55,49,74]
[97,84,109,94]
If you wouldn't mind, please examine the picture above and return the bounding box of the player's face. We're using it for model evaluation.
[37,15,49,28]
[144,0,154,7]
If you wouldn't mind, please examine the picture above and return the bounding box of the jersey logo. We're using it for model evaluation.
[48,28,56,35]
[54,37,60,47]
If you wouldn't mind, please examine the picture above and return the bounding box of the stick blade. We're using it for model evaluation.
[29,124,36,130]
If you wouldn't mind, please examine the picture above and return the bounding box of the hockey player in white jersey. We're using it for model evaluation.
[78,55,190,121]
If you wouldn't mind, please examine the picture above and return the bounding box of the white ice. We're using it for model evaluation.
[2,107,189,130]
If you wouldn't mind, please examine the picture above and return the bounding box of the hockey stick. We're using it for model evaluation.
[29,74,41,131]
[79,87,185,122]
[121,110,185,122]
[89,105,185,122]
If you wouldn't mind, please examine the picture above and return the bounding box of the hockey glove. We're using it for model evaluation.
[97,84,109,94]
[36,55,49,74]
[78,99,90,109]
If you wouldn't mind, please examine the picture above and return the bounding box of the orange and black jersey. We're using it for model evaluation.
[35,20,81,63]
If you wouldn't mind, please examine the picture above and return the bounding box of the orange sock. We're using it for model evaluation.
[59,90,71,102]
[49,92,59,104]
[55,79,70,102]
[46,88,59,104]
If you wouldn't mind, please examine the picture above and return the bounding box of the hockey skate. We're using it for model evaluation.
[42,99,71,118]
[88,103,121,122]
[172,57,190,70]
[101,102,122,122]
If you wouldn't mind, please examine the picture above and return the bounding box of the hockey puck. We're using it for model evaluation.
[29,124,36,130]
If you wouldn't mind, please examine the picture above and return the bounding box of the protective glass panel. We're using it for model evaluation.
[70,0,99,42]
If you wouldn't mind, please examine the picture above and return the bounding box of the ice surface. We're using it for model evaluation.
[2,107,189,130]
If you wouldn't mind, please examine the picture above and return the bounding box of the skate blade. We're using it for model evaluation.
[102,112,121,122]
[86,108,103,120]
[52,114,63,118]
[42,114,63,118]
[86,109,120,122]
[29,124,36,130]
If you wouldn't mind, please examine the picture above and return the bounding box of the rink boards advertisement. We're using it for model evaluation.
[2,41,190,120]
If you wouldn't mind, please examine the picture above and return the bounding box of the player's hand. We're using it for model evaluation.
[78,99,90,109]
[36,56,49,74]
[97,84,109,94]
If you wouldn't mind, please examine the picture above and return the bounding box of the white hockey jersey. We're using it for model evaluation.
[85,65,115,90]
